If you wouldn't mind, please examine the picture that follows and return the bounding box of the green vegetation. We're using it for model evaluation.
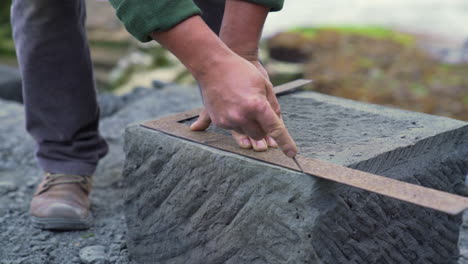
[0,0,15,64]
[80,233,95,239]
[267,27,468,120]
[0,0,11,26]
[290,25,415,46]
[0,26,15,56]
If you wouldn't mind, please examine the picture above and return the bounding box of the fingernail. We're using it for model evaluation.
[256,140,266,149]
[242,139,251,147]
[286,150,296,158]
[268,137,278,147]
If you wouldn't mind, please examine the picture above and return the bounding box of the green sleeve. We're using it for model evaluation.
[109,0,284,43]
[245,0,284,11]
[108,0,202,42]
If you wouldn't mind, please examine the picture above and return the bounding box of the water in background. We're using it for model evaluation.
[264,0,468,43]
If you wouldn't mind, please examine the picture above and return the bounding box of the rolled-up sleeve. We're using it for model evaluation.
[109,0,202,42]
[109,0,284,42]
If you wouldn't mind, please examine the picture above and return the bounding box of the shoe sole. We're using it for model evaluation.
[31,214,93,230]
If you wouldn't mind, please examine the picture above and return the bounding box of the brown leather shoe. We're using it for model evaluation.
[30,173,93,230]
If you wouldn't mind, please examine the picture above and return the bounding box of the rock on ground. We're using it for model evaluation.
[0,65,22,103]
[123,91,468,264]
[79,245,108,264]
[0,84,202,264]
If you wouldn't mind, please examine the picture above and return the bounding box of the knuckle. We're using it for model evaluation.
[227,112,246,126]
[268,124,285,139]
[246,98,268,114]
[267,82,274,90]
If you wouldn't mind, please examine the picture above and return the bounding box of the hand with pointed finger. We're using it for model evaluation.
[191,58,279,152]
[189,52,298,158]
[216,0,283,152]
[228,60,279,152]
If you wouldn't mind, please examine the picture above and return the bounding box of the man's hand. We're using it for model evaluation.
[227,60,278,151]
[190,52,297,157]
[151,15,298,158]
[218,0,280,151]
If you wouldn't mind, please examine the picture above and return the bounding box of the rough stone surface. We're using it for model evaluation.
[0,84,201,264]
[123,91,468,264]
[0,65,23,103]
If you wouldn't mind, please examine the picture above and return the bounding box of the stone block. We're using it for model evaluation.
[123,91,468,264]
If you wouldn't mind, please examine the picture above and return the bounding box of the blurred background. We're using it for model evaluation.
[1,0,467,120]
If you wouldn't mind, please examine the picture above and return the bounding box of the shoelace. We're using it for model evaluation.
[38,173,91,195]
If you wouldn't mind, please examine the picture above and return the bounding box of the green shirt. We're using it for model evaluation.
[109,0,284,42]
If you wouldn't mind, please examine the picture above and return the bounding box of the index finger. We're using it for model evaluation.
[256,104,297,157]
[265,82,281,117]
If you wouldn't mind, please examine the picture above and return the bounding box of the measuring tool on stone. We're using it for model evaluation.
[141,79,468,215]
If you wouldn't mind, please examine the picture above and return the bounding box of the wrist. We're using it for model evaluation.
[220,30,259,61]
[186,39,234,79]
[223,44,259,62]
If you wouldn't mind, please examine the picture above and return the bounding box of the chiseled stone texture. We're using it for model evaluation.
[123,91,468,264]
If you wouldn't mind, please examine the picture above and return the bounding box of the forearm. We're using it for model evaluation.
[150,16,233,79]
[220,0,270,60]
[109,0,201,42]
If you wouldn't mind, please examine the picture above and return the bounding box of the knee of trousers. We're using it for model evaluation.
[11,0,87,38]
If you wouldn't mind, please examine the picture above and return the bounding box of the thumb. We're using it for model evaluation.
[190,109,212,131]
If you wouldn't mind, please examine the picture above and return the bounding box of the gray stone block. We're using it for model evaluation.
[123,91,468,264]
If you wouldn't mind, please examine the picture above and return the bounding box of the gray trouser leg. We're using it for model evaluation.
[11,0,108,175]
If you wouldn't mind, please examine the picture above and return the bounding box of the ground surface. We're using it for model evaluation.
[0,84,468,263]
[0,84,201,264]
